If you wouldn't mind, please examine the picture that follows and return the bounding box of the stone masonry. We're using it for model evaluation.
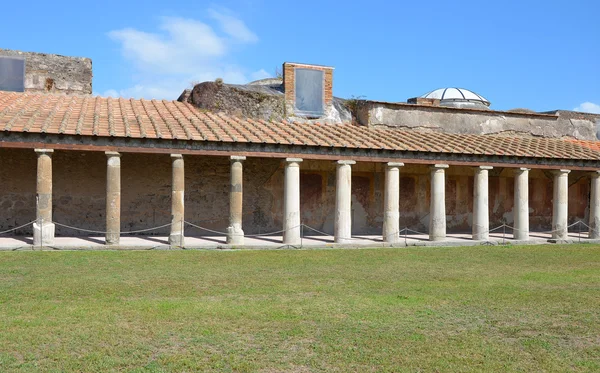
[0,49,92,95]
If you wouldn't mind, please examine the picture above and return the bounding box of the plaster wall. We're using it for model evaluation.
[0,149,591,237]
[356,102,599,140]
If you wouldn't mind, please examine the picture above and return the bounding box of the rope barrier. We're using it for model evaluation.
[0,220,36,235]
[53,221,174,235]
[0,218,597,247]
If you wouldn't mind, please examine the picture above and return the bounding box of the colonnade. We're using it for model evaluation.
[30,149,600,246]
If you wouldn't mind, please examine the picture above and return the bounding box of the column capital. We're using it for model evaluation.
[386,162,404,167]
[477,166,493,170]
[552,169,571,175]
[170,153,183,159]
[515,167,530,173]
[34,149,54,156]
[337,160,356,165]
[230,155,246,162]
[105,151,121,157]
[591,170,600,178]
[285,158,303,163]
[431,164,449,170]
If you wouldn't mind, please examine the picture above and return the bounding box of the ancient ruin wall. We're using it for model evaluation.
[356,101,599,140]
[0,49,92,95]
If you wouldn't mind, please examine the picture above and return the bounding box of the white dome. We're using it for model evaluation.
[421,88,490,108]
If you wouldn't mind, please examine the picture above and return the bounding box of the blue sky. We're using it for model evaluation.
[1,0,599,113]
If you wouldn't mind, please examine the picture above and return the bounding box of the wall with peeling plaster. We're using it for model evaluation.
[355,101,600,141]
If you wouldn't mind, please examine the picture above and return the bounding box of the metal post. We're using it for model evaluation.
[503,224,506,245]
[404,227,408,246]
[300,221,304,248]
[181,217,184,248]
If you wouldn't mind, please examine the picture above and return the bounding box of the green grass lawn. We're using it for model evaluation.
[0,245,599,372]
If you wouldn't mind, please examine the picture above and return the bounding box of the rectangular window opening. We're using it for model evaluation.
[294,68,324,117]
[0,56,25,93]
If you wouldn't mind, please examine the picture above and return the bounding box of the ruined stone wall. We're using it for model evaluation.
[0,49,92,95]
[0,148,591,237]
[356,101,599,140]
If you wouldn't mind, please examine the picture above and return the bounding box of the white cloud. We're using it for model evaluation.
[574,102,600,114]
[105,11,264,100]
[208,9,258,43]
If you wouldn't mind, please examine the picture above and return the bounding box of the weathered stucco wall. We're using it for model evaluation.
[0,149,591,237]
[0,49,92,95]
[356,101,600,140]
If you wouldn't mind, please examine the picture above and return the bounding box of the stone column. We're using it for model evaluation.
[334,160,356,243]
[473,166,492,241]
[227,156,246,245]
[589,171,600,239]
[105,152,121,245]
[429,164,448,241]
[514,168,530,240]
[552,169,570,240]
[33,149,55,246]
[283,158,303,245]
[383,162,404,243]
[169,154,185,246]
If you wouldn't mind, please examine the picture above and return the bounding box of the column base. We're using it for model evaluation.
[383,230,400,243]
[334,236,352,244]
[552,232,568,240]
[169,233,185,247]
[429,234,446,242]
[106,233,120,245]
[514,233,529,241]
[472,226,489,241]
[33,222,55,246]
[283,232,301,246]
[226,226,244,245]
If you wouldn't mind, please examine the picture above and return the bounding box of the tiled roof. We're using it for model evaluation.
[1,91,600,161]
[566,139,600,152]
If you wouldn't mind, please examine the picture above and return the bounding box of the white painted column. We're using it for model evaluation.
[589,171,600,239]
[552,169,570,240]
[227,156,246,245]
[429,164,448,241]
[473,166,492,241]
[169,154,185,246]
[283,158,303,245]
[513,168,530,240]
[383,162,404,243]
[33,149,55,246]
[105,151,121,245]
[334,160,355,243]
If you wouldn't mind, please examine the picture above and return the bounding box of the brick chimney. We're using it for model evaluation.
[283,62,333,118]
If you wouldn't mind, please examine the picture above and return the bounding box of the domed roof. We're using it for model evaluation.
[421,88,490,109]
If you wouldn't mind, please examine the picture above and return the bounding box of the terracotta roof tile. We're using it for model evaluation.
[567,139,600,153]
[1,91,600,161]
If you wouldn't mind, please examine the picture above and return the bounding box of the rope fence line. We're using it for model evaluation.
[0,218,598,247]
[0,220,36,235]
[53,221,174,235]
